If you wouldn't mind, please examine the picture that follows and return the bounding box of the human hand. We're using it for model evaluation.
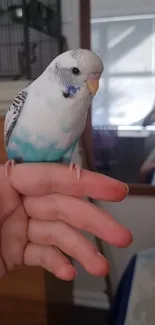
[0,163,132,281]
[141,161,155,173]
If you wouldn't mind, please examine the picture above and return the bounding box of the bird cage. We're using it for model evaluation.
[0,0,63,80]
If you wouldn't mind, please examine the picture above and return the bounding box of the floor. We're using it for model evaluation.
[45,269,108,324]
[0,300,108,325]
[0,266,47,325]
[0,266,108,325]
[68,306,108,325]
[0,296,46,325]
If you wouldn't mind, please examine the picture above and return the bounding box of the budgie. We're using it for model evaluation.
[4,49,103,179]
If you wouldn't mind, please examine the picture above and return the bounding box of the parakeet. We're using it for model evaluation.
[4,49,103,179]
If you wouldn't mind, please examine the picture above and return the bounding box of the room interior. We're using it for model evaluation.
[0,0,155,324]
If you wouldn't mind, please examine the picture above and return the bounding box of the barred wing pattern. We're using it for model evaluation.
[4,90,27,147]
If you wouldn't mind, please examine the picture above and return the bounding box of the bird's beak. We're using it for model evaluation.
[87,74,100,96]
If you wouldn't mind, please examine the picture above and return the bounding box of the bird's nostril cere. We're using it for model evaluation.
[88,73,101,81]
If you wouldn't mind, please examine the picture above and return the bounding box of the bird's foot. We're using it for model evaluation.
[4,159,16,179]
[69,163,81,180]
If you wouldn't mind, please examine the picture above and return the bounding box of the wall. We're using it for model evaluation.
[91,0,155,292]
[61,0,80,49]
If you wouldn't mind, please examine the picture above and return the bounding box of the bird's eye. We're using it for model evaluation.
[72,67,80,75]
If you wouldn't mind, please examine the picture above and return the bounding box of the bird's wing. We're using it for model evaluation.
[4,90,28,148]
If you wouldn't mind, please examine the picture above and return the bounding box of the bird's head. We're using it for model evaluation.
[47,49,103,99]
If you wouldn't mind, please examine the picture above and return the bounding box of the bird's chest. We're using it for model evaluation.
[56,110,87,149]
[17,95,88,148]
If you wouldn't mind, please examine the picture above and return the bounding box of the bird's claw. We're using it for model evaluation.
[69,163,81,180]
[4,159,16,179]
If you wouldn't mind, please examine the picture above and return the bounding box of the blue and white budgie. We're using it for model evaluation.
[4,49,103,179]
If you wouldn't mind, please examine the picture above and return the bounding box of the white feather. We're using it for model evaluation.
[4,49,103,158]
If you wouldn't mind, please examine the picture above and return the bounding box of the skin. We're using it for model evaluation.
[0,163,132,281]
[139,161,155,183]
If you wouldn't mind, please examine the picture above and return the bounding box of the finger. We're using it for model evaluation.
[24,243,76,281]
[24,194,132,248]
[1,204,28,272]
[8,163,128,202]
[28,219,110,276]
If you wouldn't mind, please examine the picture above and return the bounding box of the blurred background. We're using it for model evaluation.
[0,0,63,80]
[0,1,155,324]
[91,14,155,185]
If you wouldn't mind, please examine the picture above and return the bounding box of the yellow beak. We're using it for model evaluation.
[87,79,99,96]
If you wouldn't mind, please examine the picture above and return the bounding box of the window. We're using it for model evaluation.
[91,16,155,127]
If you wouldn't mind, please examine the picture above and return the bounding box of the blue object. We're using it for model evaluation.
[107,255,137,325]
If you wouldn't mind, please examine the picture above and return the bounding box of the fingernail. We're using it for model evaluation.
[4,160,15,179]
[125,184,129,195]
[96,252,110,276]
[70,264,78,277]
[130,230,134,238]
[97,252,106,260]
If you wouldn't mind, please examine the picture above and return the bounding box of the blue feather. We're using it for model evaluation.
[7,134,78,163]
[65,85,80,98]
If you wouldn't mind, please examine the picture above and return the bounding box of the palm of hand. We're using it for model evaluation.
[0,164,132,281]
